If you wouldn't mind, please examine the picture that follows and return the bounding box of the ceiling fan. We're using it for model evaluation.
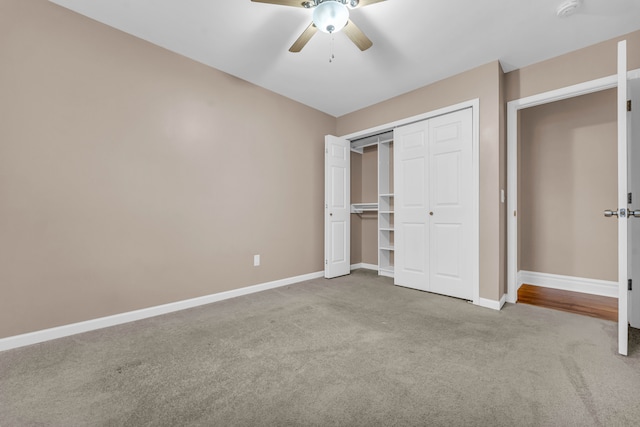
[251,0,386,52]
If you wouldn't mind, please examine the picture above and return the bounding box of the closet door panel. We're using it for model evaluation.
[401,223,427,273]
[403,158,425,206]
[324,135,350,278]
[433,151,461,206]
[394,123,429,290]
[428,108,473,300]
[432,223,462,278]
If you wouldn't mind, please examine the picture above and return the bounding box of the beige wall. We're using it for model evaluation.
[519,90,617,281]
[505,30,640,102]
[337,61,505,301]
[350,154,363,264]
[360,146,378,265]
[499,65,507,295]
[0,0,335,338]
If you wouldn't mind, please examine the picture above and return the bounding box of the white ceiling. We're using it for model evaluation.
[49,0,640,117]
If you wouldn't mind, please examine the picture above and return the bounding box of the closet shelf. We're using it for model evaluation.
[379,210,394,214]
[380,245,395,251]
[379,193,394,198]
[350,131,393,154]
[350,203,378,214]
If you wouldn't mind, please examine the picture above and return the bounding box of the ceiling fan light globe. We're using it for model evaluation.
[312,1,349,33]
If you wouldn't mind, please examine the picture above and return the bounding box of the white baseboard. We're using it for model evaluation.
[0,270,324,353]
[518,270,618,298]
[378,270,394,278]
[477,294,507,311]
[350,263,378,271]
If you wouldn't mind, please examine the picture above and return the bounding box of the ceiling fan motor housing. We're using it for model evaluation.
[313,0,349,33]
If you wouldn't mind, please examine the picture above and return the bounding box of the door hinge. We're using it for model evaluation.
[629,279,633,291]
[325,260,328,265]
[629,193,633,204]
[325,148,328,154]
[628,100,632,112]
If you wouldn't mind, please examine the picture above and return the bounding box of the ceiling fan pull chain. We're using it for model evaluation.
[329,35,335,63]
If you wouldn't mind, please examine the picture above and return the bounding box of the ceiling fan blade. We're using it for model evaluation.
[251,0,306,7]
[350,0,386,8]
[343,19,373,51]
[289,23,318,52]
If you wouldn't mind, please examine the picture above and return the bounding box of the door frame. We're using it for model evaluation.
[506,69,640,304]
[340,99,481,307]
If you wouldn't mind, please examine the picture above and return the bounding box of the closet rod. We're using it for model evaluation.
[350,130,393,153]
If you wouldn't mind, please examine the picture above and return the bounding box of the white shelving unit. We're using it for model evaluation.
[378,139,394,278]
[348,131,394,278]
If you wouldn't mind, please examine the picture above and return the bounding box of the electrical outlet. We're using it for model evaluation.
[253,255,260,267]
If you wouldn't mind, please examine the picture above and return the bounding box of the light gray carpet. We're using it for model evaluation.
[1,269,639,426]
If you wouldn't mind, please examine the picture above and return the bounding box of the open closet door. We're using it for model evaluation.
[616,40,630,355]
[324,135,350,278]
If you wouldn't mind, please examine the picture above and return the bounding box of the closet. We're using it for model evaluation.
[350,133,394,278]
[394,108,473,300]
[325,103,478,302]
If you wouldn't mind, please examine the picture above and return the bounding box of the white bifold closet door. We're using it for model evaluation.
[394,108,473,300]
[324,135,351,279]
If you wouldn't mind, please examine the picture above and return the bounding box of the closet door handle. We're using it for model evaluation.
[429,211,433,216]
[330,213,333,216]
[604,209,627,218]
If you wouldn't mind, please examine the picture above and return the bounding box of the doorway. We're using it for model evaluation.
[507,45,640,354]
[516,89,618,313]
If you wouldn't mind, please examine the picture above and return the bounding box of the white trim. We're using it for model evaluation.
[518,270,618,298]
[342,99,481,308]
[477,294,506,311]
[378,269,395,278]
[471,100,481,307]
[341,100,480,141]
[0,270,324,352]
[351,263,378,271]
[506,69,640,304]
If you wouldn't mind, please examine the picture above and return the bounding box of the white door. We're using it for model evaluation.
[428,109,474,300]
[394,108,473,299]
[617,41,630,355]
[628,72,640,329]
[324,135,350,278]
[394,121,429,290]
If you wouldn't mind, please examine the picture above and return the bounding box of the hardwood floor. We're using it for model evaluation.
[518,284,618,322]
